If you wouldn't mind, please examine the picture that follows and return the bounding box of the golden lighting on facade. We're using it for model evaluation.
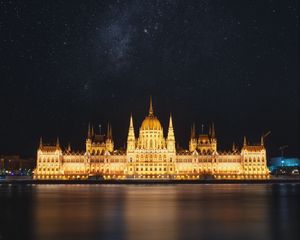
[34,98,270,180]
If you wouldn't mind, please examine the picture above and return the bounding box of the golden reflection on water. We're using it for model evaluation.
[124,187,178,240]
[23,184,299,240]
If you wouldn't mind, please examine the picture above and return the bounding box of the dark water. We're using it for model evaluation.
[0,184,299,240]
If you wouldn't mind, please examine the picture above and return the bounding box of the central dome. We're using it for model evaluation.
[140,97,162,131]
[141,116,162,130]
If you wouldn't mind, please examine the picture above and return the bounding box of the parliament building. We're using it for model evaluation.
[34,98,270,180]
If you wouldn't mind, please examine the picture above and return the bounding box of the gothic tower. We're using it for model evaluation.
[167,114,176,153]
[127,114,136,153]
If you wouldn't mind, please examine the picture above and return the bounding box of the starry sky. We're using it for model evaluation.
[0,0,299,158]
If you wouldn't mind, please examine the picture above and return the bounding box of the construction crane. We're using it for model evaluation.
[263,131,271,138]
[261,131,271,145]
[279,145,288,157]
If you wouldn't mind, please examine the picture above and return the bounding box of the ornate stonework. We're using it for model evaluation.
[34,98,269,180]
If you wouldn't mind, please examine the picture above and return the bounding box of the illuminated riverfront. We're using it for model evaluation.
[34,98,269,180]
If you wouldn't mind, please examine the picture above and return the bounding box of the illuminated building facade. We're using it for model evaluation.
[34,98,270,180]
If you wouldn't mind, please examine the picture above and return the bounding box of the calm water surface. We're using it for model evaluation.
[0,184,299,240]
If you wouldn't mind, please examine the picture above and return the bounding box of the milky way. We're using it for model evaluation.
[0,0,299,157]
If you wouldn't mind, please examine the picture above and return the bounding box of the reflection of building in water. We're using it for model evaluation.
[124,187,178,240]
[34,98,269,180]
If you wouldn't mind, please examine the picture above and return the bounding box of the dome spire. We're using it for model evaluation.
[149,96,154,116]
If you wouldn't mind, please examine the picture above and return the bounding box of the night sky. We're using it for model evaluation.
[0,0,299,158]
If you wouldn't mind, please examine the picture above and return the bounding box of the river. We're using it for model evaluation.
[0,184,299,240]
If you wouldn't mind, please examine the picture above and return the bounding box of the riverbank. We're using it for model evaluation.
[1,178,300,185]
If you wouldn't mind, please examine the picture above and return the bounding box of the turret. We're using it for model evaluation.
[67,143,71,152]
[87,122,91,139]
[232,142,236,152]
[211,122,216,139]
[191,123,196,139]
[189,123,197,152]
[106,122,111,140]
[91,125,94,138]
[167,114,176,152]
[243,136,247,147]
[86,123,92,152]
[210,122,217,151]
[105,122,114,152]
[39,137,43,149]
[56,137,60,149]
[109,124,112,140]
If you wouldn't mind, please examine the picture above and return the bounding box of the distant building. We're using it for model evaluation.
[0,155,35,171]
[34,98,270,180]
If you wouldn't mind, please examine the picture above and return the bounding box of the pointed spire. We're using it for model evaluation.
[56,137,60,148]
[127,114,135,152]
[211,122,215,138]
[261,135,264,146]
[107,122,110,139]
[67,142,71,152]
[243,136,247,146]
[167,114,175,151]
[191,123,196,139]
[127,114,135,140]
[232,142,236,152]
[110,124,113,139]
[91,125,94,137]
[39,137,43,148]
[149,96,154,116]
[98,124,102,135]
[208,124,212,137]
[169,114,173,128]
[87,122,91,139]
[167,114,174,139]
[130,113,133,128]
